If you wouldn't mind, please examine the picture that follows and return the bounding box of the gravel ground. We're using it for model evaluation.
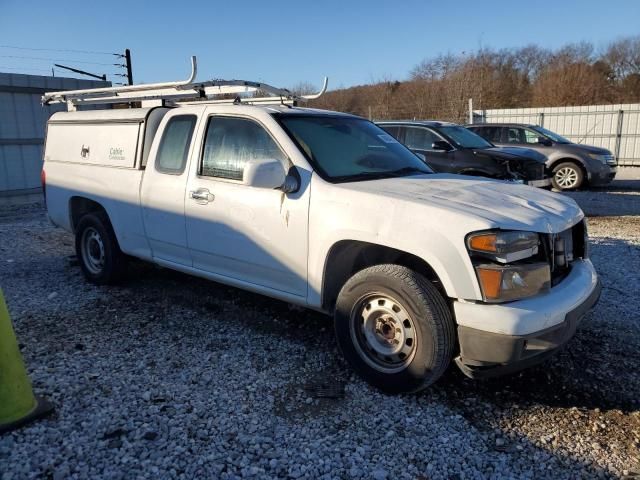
[0,198,639,480]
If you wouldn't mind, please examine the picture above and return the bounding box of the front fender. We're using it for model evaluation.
[317,230,480,302]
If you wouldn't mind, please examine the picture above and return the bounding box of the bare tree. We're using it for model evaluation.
[310,36,640,121]
[290,81,318,96]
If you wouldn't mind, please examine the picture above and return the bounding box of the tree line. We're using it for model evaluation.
[304,36,640,123]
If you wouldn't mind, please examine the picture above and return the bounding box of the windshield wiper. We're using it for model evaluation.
[332,171,392,182]
[385,166,432,176]
[333,167,431,183]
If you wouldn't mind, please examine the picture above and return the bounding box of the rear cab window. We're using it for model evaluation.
[155,115,197,174]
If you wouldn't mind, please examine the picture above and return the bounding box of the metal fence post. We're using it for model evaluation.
[538,112,545,127]
[614,109,624,162]
[468,98,473,124]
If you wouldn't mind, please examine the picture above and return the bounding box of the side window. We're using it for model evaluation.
[404,127,441,150]
[380,125,400,140]
[475,126,500,143]
[155,115,197,174]
[506,127,524,144]
[524,129,540,144]
[201,117,286,181]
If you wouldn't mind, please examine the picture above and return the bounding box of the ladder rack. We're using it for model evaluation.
[42,56,328,111]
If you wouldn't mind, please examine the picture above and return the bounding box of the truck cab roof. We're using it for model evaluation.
[49,104,361,124]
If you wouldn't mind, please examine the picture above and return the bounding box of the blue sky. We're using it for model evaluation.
[1,0,639,90]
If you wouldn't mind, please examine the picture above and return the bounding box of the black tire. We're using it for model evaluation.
[334,264,455,393]
[551,162,585,190]
[75,212,127,285]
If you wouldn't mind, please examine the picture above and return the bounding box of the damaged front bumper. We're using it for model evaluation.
[453,260,601,379]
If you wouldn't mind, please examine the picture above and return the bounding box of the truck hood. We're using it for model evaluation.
[345,174,583,233]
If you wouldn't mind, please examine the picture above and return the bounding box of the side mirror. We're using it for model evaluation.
[432,140,453,151]
[243,158,286,190]
[538,137,552,146]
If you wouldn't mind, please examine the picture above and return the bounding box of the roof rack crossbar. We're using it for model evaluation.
[42,56,328,110]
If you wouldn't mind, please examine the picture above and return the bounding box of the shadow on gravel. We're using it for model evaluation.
[102,264,638,477]
[77,235,640,418]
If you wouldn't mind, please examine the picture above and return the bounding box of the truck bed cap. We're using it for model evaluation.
[48,107,161,124]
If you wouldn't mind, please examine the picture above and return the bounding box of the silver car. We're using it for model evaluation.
[467,123,617,190]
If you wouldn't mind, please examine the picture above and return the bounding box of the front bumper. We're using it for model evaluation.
[453,259,600,378]
[589,164,617,186]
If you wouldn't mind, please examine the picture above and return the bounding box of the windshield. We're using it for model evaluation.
[278,115,433,182]
[531,126,572,144]
[439,125,493,149]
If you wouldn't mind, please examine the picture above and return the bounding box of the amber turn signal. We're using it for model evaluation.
[468,234,497,253]
[476,267,502,299]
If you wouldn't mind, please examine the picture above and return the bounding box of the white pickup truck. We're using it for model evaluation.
[41,71,600,393]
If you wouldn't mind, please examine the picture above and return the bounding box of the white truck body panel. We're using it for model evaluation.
[43,103,597,335]
[44,108,170,259]
[182,105,311,299]
[46,122,140,168]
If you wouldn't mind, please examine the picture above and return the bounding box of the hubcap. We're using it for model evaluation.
[350,294,417,373]
[555,167,579,189]
[81,227,105,275]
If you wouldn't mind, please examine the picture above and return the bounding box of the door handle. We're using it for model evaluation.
[190,188,215,204]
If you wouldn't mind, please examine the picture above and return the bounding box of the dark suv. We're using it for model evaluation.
[467,123,617,190]
[377,121,550,187]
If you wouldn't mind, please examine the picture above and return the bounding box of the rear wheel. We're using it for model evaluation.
[552,162,584,190]
[75,213,127,285]
[334,264,455,393]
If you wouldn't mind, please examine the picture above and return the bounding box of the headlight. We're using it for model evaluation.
[467,230,540,263]
[475,263,550,302]
[588,153,615,164]
[467,230,550,302]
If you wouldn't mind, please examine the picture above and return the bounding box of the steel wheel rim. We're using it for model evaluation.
[555,167,579,188]
[81,227,105,275]
[349,293,417,373]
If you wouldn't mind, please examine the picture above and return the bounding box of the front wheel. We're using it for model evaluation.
[334,264,455,393]
[552,162,584,190]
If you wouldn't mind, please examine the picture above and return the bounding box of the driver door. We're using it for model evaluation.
[184,114,309,298]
